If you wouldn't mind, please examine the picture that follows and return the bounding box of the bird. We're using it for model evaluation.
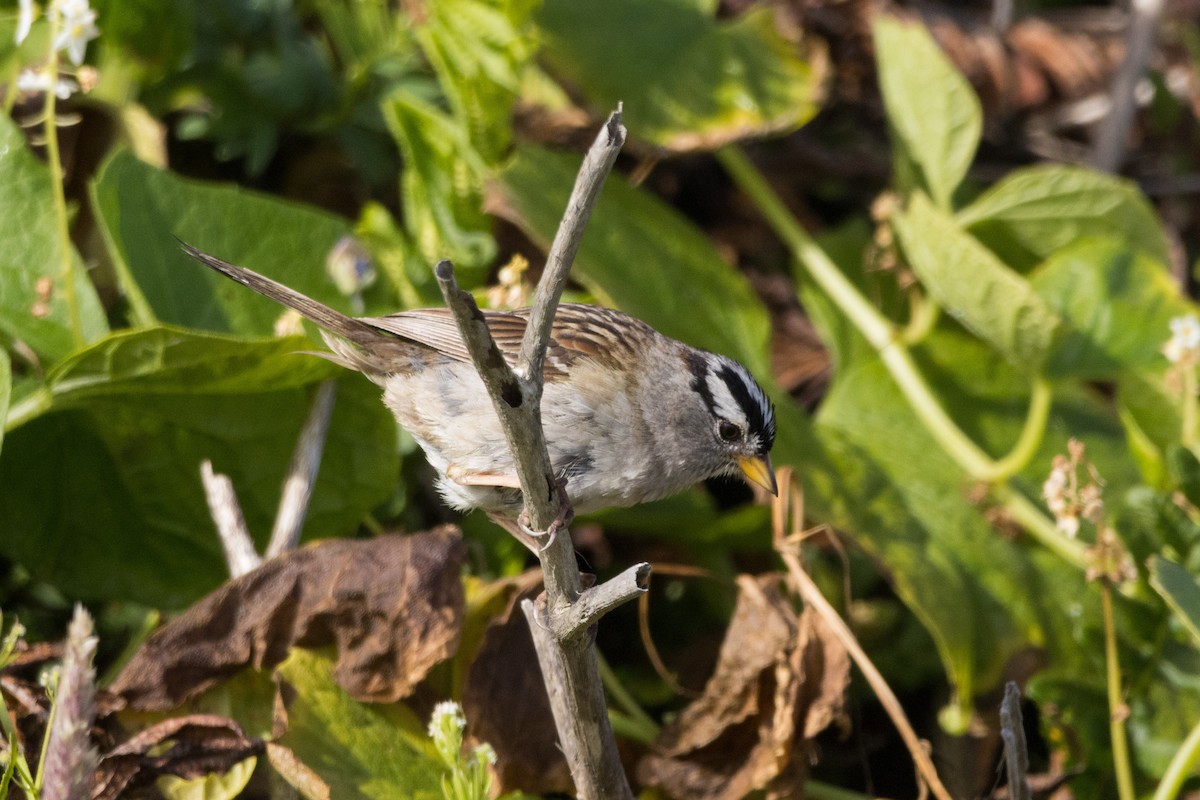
[183,244,778,536]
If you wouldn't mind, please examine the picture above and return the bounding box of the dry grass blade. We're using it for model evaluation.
[771,467,955,800]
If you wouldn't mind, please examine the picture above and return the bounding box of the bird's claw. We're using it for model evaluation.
[518,480,574,552]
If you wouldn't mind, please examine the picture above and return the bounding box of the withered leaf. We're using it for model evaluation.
[94,714,261,800]
[461,570,574,796]
[637,574,850,800]
[112,527,465,709]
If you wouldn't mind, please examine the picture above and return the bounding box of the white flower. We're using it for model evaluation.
[15,0,36,45]
[15,67,78,98]
[428,700,466,739]
[51,0,98,66]
[471,743,497,766]
[1165,314,1200,365]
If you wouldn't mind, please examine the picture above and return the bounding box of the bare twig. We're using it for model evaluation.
[1000,681,1031,800]
[267,380,337,559]
[553,562,652,642]
[435,107,640,800]
[517,104,625,389]
[200,460,260,577]
[1091,0,1165,171]
[772,468,954,800]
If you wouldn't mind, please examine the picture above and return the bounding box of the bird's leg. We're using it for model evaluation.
[518,478,574,552]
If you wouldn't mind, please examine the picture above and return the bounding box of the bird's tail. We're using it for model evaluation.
[181,242,382,348]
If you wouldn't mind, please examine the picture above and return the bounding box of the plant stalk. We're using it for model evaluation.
[1102,583,1136,800]
[40,18,84,349]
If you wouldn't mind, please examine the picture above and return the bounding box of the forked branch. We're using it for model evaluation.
[435,107,643,800]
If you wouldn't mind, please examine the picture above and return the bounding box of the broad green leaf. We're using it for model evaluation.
[1127,639,1200,778]
[1150,556,1200,647]
[894,192,1062,373]
[958,165,1170,270]
[383,91,495,279]
[276,649,442,799]
[1031,238,1190,379]
[815,327,1138,717]
[492,145,772,378]
[0,327,398,608]
[873,16,980,208]
[90,148,364,333]
[0,115,108,360]
[537,0,819,151]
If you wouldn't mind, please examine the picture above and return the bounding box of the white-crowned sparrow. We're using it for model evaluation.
[184,245,777,522]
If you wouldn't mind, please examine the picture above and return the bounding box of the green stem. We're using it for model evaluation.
[1102,583,1136,800]
[716,147,894,351]
[719,147,1057,479]
[718,145,1082,563]
[993,485,1088,568]
[989,377,1053,481]
[41,29,84,349]
[1153,716,1200,800]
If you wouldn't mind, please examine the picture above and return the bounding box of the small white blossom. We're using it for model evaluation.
[50,0,98,66]
[429,700,466,738]
[1165,314,1200,365]
[16,67,78,98]
[15,0,36,44]
[471,743,497,767]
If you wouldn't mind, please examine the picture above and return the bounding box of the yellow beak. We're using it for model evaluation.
[737,454,778,496]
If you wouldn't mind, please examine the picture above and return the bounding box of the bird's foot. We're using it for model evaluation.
[517,480,574,553]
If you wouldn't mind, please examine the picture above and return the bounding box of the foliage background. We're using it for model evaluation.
[3,0,1200,798]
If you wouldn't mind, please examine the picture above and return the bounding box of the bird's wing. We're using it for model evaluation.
[363,304,654,378]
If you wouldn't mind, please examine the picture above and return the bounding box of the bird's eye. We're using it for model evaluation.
[718,421,741,442]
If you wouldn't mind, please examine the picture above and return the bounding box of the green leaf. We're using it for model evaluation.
[873,16,981,208]
[157,757,256,800]
[0,115,108,360]
[492,145,772,378]
[382,92,496,279]
[1118,372,1182,486]
[1150,556,1200,647]
[1031,238,1190,379]
[0,327,398,608]
[814,326,1139,715]
[90,148,359,334]
[276,649,442,799]
[537,0,819,150]
[893,192,1062,373]
[957,165,1170,270]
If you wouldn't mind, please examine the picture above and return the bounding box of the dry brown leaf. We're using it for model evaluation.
[637,574,850,800]
[112,527,465,709]
[461,570,574,796]
[93,714,261,800]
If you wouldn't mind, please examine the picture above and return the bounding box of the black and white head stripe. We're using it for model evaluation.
[686,352,776,454]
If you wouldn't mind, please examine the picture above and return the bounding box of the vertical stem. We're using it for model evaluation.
[1152,717,1200,800]
[1102,583,1136,800]
[41,17,85,348]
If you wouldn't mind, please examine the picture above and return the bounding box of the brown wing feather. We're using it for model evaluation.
[363,304,654,378]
